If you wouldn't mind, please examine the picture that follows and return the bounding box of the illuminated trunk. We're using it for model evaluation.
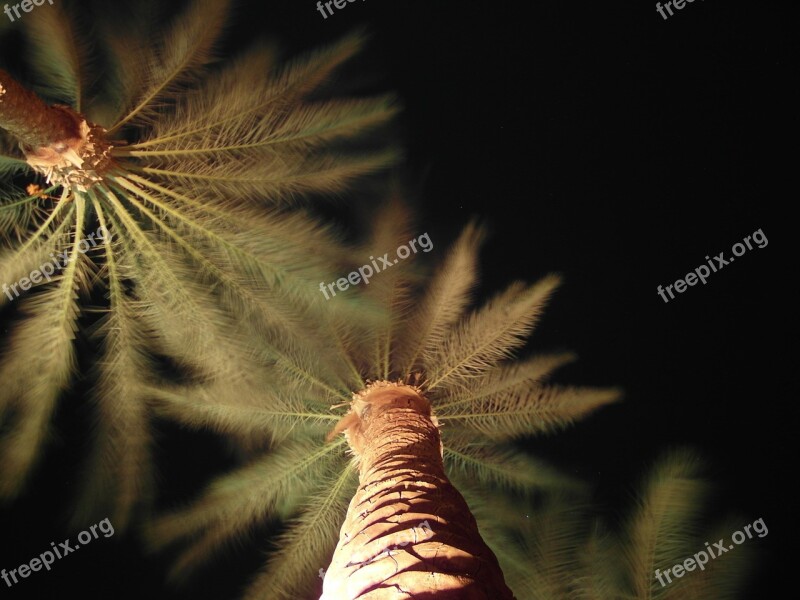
[0,69,111,188]
[321,383,516,600]
[0,69,81,148]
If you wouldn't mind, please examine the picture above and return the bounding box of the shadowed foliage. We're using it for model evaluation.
[474,449,756,599]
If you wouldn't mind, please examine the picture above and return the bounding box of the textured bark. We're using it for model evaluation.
[0,69,81,148]
[0,69,113,189]
[321,384,516,600]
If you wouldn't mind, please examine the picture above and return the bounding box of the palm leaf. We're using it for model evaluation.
[396,221,484,376]
[0,197,89,498]
[23,0,91,109]
[620,448,711,599]
[443,432,583,494]
[439,383,621,440]
[109,0,232,132]
[149,437,348,580]
[426,275,562,391]
[70,193,155,530]
[243,464,357,600]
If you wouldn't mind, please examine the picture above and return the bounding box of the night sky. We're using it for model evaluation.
[0,1,791,598]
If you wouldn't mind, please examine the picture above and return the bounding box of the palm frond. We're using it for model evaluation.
[130,32,369,151]
[573,524,624,600]
[443,433,583,494]
[149,437,348,580]
[426,275,562,391]
[23,0,91,109]
[439,383,621,440]
[620,448,711,599]
[98,186,259,384]
[672,518,755,600]
[128,149,398,207]
[434,352,577,413]
[0,132,30,177]
[0,184,62,253]
[109,0,232,132]
[242,464,357,600]
[0,198,89,498]
[70,194,154,531]
[509,497,590,599]
[150,385,338,442]
[89,0,160,126]
[354,194,420,378]
[459,486,591,600]
[396,221,484,376]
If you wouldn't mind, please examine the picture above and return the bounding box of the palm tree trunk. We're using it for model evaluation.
[321,383,516,600]
[0,69,112,188]
[0,69,81,148]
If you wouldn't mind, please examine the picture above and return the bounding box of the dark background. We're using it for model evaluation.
[1,0,792,598]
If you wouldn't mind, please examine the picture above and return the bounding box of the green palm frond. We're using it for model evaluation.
[0,195,89,495]
[621,448,711,599]
[395,221,483,376]
[439,383,621,440]
[351,195,421,378]
[573,524,624,600]
[443,433,584,494]
[1,132,29,177]
[454,483,592,600]
[23,0,92,110]
[672,518,754,600]
[0,0,396,525]
[577,449,756,600]
[149,436,348,580]
[242,464,358,600]
[464,450,755,600]
[108,0,233,133]
[426,275,562,391]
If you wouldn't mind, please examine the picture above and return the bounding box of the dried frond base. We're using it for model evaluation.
[24,114,114,191]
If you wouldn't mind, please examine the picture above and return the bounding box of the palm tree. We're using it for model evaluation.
[0,0,396,530]
[148,200,620,599]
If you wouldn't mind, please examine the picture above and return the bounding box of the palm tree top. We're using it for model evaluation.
[149,199,621,599]
[0,0,397,529]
